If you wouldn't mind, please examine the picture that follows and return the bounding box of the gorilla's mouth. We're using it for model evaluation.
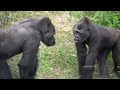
[74,38,85,43]
[74,38,79,42]
[74,40,79,43]
[43,39,55,46]
[48,40,55,46]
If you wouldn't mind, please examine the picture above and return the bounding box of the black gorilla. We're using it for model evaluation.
[73,17,120,79]
[0,17,56,79]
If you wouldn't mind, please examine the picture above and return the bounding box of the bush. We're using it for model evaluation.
[69,11,120,29]
[93,11,120,29]
[69,11,96,22]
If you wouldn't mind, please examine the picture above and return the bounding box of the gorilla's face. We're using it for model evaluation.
[39,17,56,46]
[73,17,91,43]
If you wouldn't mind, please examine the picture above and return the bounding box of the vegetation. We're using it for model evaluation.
[0,11,120,79]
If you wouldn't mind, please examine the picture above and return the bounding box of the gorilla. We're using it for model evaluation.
[0,17,56,79]
[73,17,120,79]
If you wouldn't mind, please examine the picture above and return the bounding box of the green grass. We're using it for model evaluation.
[0,11,118,79]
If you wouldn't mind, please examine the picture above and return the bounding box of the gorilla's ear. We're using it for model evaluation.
[82,16,91,24]
[39,17,51,24]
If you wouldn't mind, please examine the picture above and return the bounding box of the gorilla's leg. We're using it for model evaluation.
[97,50,110,79]
[18,40,40,79]
[112,39,120,78]
[0,61,12,79]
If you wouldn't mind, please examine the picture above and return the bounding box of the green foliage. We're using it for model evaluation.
[93,11,120,29]
[69,11,120,29]
[69,11,96,22]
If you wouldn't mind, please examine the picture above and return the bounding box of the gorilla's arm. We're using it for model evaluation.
[83,39,100,79]
[75,42,87,79]
[18,37,40,79]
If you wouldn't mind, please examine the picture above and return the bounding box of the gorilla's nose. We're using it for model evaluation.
[75,35,79,39]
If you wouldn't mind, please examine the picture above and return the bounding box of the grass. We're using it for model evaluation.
[0,11,118,79]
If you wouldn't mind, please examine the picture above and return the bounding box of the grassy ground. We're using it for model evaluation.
[0,11,117,79]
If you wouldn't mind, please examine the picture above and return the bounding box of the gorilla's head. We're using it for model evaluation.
[73,17,92,43]
[38,17,56,46]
